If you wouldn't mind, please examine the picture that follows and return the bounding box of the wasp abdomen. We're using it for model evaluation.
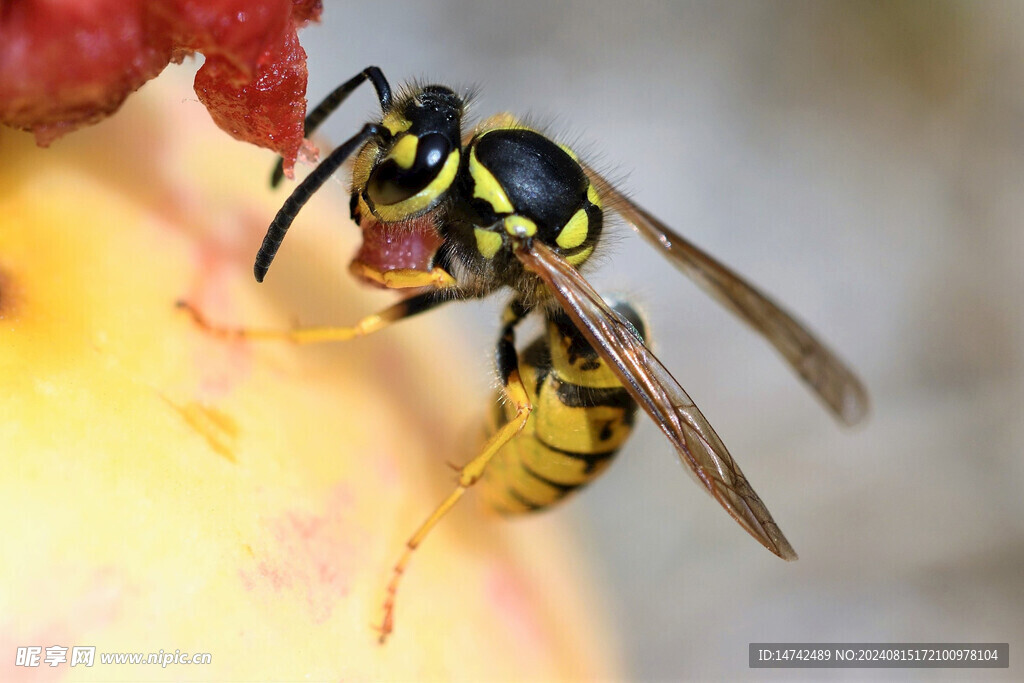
[482,302,645,514]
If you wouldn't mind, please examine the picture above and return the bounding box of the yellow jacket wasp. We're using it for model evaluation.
[182,65,868,642]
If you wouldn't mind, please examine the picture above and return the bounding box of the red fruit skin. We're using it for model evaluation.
[0,0,322,167]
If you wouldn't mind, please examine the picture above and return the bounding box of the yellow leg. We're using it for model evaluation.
[176,290,452,345]
[377,368,532,644]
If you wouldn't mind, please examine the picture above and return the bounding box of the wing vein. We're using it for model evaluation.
[586,167,869,426]
[518,241,797,560]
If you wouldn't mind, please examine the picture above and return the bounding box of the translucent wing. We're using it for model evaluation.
[587,169,869,426]
[517,241,797,560]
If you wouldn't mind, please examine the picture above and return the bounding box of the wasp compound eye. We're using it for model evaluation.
[367,133,453,206]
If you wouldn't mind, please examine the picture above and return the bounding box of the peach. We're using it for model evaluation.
[0,73,619,680]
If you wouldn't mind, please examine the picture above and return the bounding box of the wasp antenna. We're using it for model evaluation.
[270,67,393,189]
[256,122,389,282]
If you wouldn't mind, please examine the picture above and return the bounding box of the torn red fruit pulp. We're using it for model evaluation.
[0,0,322,172]
[194,24,308,176]
[350,216,445,289]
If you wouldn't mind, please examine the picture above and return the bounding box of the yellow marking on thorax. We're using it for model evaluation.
[469,147,515,214]
[564,244,595,267]
[503,215,537,238]
[587,183,602,209]
[556,208,589,249]
[474,228,503,259]
[474,113,527,135]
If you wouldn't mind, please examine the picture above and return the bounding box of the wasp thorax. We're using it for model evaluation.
[366,132,453,206]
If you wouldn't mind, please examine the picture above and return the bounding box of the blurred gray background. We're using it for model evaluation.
[298,1,1023,679]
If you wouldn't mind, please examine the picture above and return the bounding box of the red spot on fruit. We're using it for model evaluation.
[486,563,544,652]
[0,265,18,320]
[239,485,365,623]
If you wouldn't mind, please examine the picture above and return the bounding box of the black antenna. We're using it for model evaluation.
[270,66,393,187]
[254,122,390,282]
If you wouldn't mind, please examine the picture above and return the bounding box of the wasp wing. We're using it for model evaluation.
[518,241,797,561]
[586,170,868,427]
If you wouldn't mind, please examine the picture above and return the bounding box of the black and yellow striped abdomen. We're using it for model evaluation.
[482,302,646,514]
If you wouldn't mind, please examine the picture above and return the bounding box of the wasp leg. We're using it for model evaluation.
[377,303,532,644]
[271,66,392,187]
[176,289,457,345]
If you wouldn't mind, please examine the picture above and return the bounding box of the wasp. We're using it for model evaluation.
[181,66,868,642]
